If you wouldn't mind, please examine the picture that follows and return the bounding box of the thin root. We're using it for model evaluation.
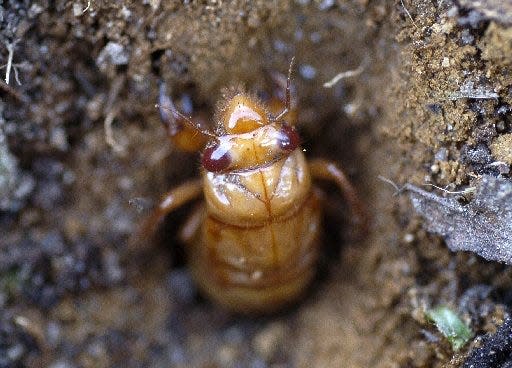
[400,0,418,29]
[4,42,14,85]
[103,75,127,155]
[377,175,405,196]
[83,0,91,13]
[323,62,366,88]
[104,107,126,155]
[378,175,476,197]
[422,183,476,195]
[3,41,21,85]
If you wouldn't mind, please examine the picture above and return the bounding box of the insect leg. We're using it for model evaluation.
[309,158,369,233]
[158,82,209,152]
[178,203,204,244]
[130,179,203,247]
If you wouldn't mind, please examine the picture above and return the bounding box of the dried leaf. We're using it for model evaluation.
[406,175,512,264]
[458,0,512,25]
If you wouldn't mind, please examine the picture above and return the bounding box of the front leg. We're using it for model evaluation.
[130,179,203,248]
[158,83,209,152]
[309,158,369,234]
[178,203,204,245]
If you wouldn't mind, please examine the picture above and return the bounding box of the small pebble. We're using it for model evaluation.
[97,42,129,67]
[46,321,61,346]
[434,148,448,161]
[404,233,415,243]
[496,120,506,132]
[217,344,238,366]
[318,0,334,10]
[299,64,316,80]
[49,360,78,368]
[102,249,124,284]
[460,29,474,45]
[7,344,24,361]
[49,127,69,151]
[252,322,287,361]
[167,269,196,304]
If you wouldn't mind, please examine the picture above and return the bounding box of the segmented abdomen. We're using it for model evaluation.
[189,150,321,313]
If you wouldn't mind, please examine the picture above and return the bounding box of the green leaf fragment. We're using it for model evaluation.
[425,306,473,351]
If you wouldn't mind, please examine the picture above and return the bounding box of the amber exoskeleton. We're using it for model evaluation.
[137,65,367,314]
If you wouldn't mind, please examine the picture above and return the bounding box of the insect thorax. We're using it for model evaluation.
[203,149,311,226]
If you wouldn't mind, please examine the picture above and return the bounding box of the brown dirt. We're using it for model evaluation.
[1,1,511,367]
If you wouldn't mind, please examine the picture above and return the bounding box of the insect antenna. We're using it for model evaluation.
[273,56,295,122]
[155,103,218,139]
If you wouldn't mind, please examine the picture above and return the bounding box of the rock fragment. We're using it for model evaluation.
[407,175,512,264]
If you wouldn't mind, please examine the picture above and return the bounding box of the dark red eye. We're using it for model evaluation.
[202,143,232,172]
[277,124,300,151]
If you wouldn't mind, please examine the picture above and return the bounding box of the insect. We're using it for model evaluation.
[136,62,368,314]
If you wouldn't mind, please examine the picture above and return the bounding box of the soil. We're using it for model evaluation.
[1,1,511,367]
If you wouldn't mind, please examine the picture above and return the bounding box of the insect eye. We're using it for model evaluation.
[277,124,300,151]
[202,142,232,172]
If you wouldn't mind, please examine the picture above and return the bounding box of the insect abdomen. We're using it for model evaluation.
[190,150,321,313]
[190,193,321,313]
